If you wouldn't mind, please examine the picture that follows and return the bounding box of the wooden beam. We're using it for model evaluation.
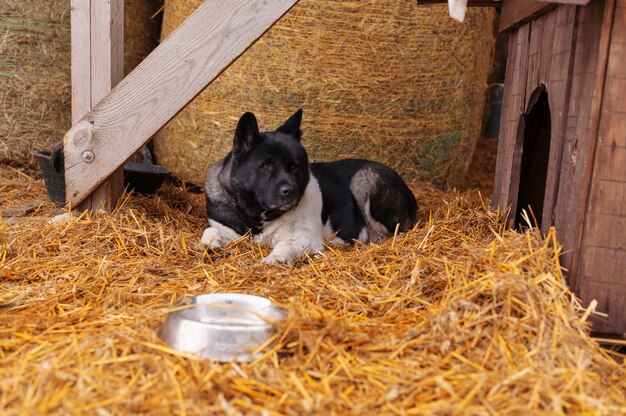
[417,0,589,6]
[417,0,501,6]
[500,0,556,32]
[63,0,299,206]
[68,0,124,212]
[550,0,590,4]
[499,1,589,32]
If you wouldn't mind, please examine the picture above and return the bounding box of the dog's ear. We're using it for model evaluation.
[233,112,259,158]
[277,108,303,142]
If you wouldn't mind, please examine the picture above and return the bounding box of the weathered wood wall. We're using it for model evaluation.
[493,4,577,232]
[494,0,626,334]
[576,0,626,334]
[551,0,613,297]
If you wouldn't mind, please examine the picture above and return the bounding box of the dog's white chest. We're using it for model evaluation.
[254,176,325,256]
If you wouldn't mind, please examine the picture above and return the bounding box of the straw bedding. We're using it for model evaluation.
[1,166,625,415]
[153,1,495,188]
[0,0,162,167]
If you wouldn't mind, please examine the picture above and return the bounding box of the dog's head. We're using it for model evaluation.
[228,109,310,218]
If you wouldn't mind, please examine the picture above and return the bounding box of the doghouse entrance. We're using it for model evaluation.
[514,87,551,229]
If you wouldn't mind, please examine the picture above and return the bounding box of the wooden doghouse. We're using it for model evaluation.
[422,0,625,335]
[494,0,625,336]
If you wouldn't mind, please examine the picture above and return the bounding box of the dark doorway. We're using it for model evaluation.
[515,88,551,229]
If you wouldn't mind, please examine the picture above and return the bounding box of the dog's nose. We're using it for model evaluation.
[279,184,294,197]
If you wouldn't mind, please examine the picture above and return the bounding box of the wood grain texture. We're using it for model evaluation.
[492,31,516,210]
[417,0,501,6]
[87,0,125,212]
[70,0,91,125]
[545,0,591,4]
[494,0,624,333]
[91,0,124,108]
[503,6,576,232]
[493,23,530,217]
[500,0,556,32]
[540,6,576,232]
[498,0,587,32]
[553,0,614,300]
[68,0,125,212]
[578,0,626,333]
[64,0,299,206]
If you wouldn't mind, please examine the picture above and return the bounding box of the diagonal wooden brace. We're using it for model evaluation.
[64,0,299,206]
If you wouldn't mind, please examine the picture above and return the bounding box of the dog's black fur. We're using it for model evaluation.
[201,109,418,264]
[204,111,309,235]
[312,159,418,242]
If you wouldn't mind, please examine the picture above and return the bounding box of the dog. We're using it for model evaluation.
[201,109,418,265]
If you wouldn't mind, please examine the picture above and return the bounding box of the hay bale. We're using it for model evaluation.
[0,0,162,168]
[153,1,495,187]
[124,0,163,77]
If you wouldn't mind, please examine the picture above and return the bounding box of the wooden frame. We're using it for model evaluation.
[64,0,299,207]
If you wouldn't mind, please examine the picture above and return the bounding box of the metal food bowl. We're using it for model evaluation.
[159,293,285,362]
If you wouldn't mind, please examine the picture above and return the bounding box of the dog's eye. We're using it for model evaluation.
[289,163,298,172]
[261,162,273,171]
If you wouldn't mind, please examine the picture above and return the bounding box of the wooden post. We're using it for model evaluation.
[63,0,299,206]
[68,0,124,212]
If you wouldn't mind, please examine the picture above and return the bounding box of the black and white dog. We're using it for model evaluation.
[201,109,418,264]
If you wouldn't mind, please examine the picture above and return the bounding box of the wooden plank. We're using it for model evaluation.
[581,246,626,285]
[492,31,517,209]
[602,62,626,110]
[524,11,544,98]
[63,0,299,206]
[540,6,576,232]
[499,0,588,32]
[612,0,626,42]
[582,212,626,250]
[530,10,555,232]
[500,0,556,32]
[70,0,91,124]
[545,0,591,4]
[68,0,125,212]
[577,0,626,334]
[592,117,626,183]
[91,0,124,108]
[586,179,626,217]
[86,0,125,212]
[417,0,501,6]
[493,23,530,220]
[553,0,614,294]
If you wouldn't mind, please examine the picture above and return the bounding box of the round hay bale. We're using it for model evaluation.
[124,0,163,77]
[0,0,163,167]
[153,1,495,188]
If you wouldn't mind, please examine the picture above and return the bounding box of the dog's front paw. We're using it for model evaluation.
[200,227,224,249]
[261,252,292,265]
